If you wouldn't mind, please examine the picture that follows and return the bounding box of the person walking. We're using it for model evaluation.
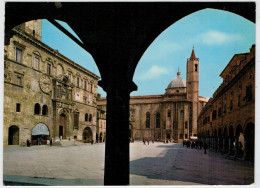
[143,138,146,145]
[50,138,52,147]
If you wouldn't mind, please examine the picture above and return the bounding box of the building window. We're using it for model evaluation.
[212,110,217,120]
[16,103,21,112]
[84,80,87,90]
[34,103,41,115]
[34,57,39,70]
[83,97,87,104]
[85,113,88,121]
[56,86,61,98]
[230,100,233,111]
[180,134,183,139]
[238,94,241,107]
[218,107,222,117]
[76,77,80,88]
[17,76,22,86]
[185,134,188,139]
[156,112,160,128]
[195,64,198,72]
[223,104,226,114]
[89,114,93,122]
[90,83,93,93]
[47,64,51,75]
[74,112,79,129]
[167,110,171,118]
[246,85,253,102]
[146,112,150,128]
[180,110,184,118]
[42,105,48,115]
[185,121,188,129]
[16,48,22,63]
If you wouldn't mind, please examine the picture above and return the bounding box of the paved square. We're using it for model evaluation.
[3,142,254,185]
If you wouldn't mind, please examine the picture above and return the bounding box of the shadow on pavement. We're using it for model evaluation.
[130,143,254,185]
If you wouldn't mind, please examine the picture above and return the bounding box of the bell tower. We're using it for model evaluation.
[186,47,199,137]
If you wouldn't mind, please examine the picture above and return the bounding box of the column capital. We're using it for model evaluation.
[98,79,137,94]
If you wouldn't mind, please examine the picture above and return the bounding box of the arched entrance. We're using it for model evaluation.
[59,113,66,139]
[83,127,93,143]
[8,125,19,145]
[244,122,254,162]
[31,123,50,145]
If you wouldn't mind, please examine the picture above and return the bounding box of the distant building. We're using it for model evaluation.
[197,45,255,162]
[97,49,208,142]
[4,20,100,146]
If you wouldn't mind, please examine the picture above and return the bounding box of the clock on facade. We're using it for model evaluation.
[39,74,51,94]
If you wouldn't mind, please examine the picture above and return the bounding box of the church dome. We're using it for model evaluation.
[167,70,186,89]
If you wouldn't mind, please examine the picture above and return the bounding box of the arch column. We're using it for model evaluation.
[99,79,137,185]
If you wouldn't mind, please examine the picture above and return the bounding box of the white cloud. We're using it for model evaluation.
[198,31,241,45]
[136,65,170,80]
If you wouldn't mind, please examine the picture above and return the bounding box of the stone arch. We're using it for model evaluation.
[31,123,50,145]
[82,127,93,143]
[8,125,19,145]
[243,117,254,132]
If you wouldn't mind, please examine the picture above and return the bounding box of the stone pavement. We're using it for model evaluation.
[3,142,254,186]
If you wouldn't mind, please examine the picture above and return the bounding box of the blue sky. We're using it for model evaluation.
[42,8,255,98]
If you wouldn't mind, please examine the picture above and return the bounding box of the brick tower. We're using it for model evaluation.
[186,47,199,137]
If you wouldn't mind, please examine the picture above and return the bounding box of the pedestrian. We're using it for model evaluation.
[50,138,52,147]
[183,140,186,147]
[203,142,208,154]
[147,139,149,145]
[91,139,94,145]
[143,138,146,145]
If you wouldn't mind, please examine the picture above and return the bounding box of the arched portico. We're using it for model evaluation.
[4,2,255,185]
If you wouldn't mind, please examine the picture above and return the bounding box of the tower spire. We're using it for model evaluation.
[190,46,196,60]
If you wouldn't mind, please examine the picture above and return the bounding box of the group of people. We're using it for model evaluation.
[183,139,208,154]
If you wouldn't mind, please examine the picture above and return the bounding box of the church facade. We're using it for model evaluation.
[97,49,208,142]
[4,20,100,146]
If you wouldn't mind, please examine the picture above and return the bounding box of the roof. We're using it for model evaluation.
[190,48,196,60]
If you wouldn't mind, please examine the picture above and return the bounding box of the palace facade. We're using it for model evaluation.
[4,20,100,146]
[97,49,208,142]
[197,45,255,162]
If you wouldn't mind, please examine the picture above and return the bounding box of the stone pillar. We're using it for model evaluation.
[100,80,137,185]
